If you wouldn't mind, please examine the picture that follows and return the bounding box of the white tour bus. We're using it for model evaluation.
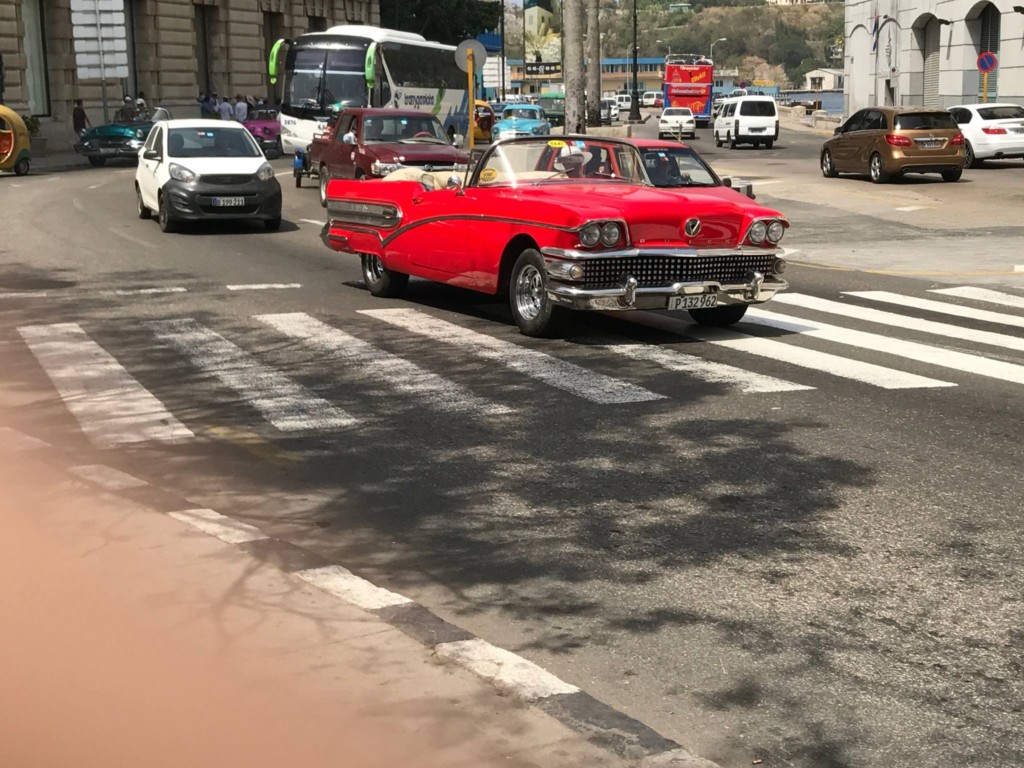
[269,25,470,155]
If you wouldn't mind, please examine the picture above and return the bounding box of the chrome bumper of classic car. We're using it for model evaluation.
[540,246,789,311]
[74,138,145,158]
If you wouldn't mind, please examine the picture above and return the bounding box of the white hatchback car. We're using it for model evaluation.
[658,107,697,139]
[135,119,282,233]
[949,102,1024,167]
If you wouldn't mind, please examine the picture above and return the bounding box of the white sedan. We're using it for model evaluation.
[135,119,282,233]
[658,107,697,139]
[949,102,1024,168]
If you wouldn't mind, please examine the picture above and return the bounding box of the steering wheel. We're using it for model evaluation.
[413,131,433,138]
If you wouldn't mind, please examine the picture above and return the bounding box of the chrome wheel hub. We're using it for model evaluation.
[515,264,545,320]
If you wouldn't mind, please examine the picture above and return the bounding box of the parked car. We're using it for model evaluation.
[76,106,172,167]
[713,96,779,149]
[135,119,282,233]
[642,91,660,107]
[241,107,282,156]
[321,136,789,337]
[948,102,1024,168]
[820,106,965,183]
[600,98,620,124]
[658,107,697,139]
[615,93,634,111]
[491,104,552,141]
[308,108,469,206]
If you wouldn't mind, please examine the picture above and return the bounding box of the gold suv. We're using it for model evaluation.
[820,107,965,183]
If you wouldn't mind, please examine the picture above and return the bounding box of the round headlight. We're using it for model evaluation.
[748,221,768,244]
[569,264,585,280]
[600,222,622,247]
[767,220,785,243]
[136,128,146,139]
[580,223,602,247]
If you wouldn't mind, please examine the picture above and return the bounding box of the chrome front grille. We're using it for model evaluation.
[200,174,254,185]
[580,253,777,289]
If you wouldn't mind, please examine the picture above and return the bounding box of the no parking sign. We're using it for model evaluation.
[977,52,997,103]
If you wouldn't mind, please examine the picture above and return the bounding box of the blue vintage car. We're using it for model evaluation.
[491,104,552,141]
[75,107,171,167]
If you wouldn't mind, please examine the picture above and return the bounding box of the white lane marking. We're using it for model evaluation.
[299,218,323,226]
[599,340,812,393]
[10,183,22,188]
[780,247,801,257]
[110,229,157,250]
[783,293,1024,353]
[88,182,106,190]
[894,205,926,212]
[256,313,512,415]
[929,286,1024,311]
[168,508,268,545]
[847,290,1024,331]
[48,176,59,183]
[226,283,302,291]
[0,427,51,453]
[294,565,412,611]
[435,638,580,700]
[18,323,195,446]
[0,291,49,299]
[73,198,86,212]
[745,308,1024,388]
[360,308,664,404]
[147,318,357,431]
[70,464,148,490]
[105,287,188,296]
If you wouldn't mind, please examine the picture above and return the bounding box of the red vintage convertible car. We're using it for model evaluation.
[322,136,790,336]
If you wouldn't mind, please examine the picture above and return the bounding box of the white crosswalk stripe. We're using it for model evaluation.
[852,290,1024,330]
[779,293,1024,353]
[928,286,1024,311]
[745,308,1024,388]
[627,313,953,390]
[255,312,512,416]
[148,318,357,431]
[597,340,813,393]
[359,308,664,404]
[18,322,194,446]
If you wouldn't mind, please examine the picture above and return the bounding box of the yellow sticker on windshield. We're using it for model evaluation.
[547,139,567,149]
[479,168,498,183]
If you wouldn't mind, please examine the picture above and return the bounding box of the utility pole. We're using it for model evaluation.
[500,0,506,101]
[628,0,641,122]
[586,0,601,127]
[562,0,586,134]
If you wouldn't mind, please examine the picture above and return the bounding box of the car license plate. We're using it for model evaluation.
[99,148,116,155]
[212,197,245,207]
[750,127,766,133]
[667,294,718,311]
[919,140,941,148]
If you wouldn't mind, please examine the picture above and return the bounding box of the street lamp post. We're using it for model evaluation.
[710,37,726,62]
[657,39,671,56]
[500,0,506,101]
[628,0,641,121]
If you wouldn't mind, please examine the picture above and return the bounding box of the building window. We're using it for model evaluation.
[21,0,50,114]
[195,4,217,95]
[308,16,328,32]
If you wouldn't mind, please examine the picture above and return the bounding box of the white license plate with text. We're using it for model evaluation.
[212,197,245,207]
[667,294,718,311]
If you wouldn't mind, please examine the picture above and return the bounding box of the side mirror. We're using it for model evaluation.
[143,149,161,161]
[446,173,463,192]
[722,177,732,188]
[343,132,356,145]
[834,127,841,135]
[452,134,465,148]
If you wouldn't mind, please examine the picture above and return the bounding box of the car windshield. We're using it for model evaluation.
[664,108,693,117]
[977,105,1024,120]
[113,107,168,124]
[362,115,447,144]
[167,127,261,158]
[474,138,647,187]
[895,112,957,130]
[538,98,564,111]
[641,147,718,188]
[504,108,538,120]
[248,109,278,122]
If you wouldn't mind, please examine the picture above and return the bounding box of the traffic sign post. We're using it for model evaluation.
[977,52,997,104]
[455,39,486,152]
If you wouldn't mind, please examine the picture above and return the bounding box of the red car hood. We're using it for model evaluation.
[492,183,782,249]
[367,141,469,165]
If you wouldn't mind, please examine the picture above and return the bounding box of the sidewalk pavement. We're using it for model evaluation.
[21,149,91,173]
[0,439,714,768]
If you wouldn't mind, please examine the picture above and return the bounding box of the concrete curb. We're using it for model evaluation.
[0,424,722,768]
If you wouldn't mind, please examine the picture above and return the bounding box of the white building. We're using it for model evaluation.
[804,68,845,90]
[844,0,1024,115]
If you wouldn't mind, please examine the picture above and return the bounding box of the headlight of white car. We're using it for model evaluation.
[256,162,275,181]
[531,125,546,135]
[168,163,196,183]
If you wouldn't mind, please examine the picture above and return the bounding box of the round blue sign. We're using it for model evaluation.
[977,52,998,73]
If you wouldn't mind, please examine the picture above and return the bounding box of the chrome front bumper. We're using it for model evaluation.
[540,246,789,311]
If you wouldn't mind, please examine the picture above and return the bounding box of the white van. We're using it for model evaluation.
[713,95,780,149]
[615,93,633,110]
[642,91,660,107]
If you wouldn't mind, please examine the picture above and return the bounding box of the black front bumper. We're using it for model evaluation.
[163,177,282,221]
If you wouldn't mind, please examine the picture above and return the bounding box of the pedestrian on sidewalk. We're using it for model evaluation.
[72,99,91,136]
[218,96,234,121]
[233,94,248,122]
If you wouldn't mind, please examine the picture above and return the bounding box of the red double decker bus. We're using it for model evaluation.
[663,53,714,127]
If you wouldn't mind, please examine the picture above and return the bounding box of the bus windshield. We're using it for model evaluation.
[282,43,367,118]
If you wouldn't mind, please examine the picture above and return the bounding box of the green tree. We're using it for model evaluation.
[378,0,501,45]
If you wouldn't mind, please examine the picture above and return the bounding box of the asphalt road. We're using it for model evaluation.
[2,144,1023,768]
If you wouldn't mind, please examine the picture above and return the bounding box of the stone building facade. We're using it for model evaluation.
[845,0,1024,115]
[0,0,378,150]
